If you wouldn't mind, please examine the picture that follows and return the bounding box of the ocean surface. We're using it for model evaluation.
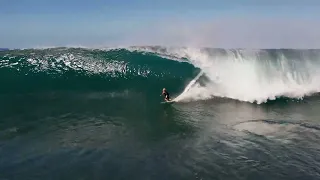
[1,47,320,180]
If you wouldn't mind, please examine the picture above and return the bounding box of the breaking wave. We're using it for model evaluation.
[1,47,320,104]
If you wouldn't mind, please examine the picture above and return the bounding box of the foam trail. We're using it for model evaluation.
[174,70,204,102]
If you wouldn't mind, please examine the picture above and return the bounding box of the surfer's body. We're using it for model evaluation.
[161,88,171,101]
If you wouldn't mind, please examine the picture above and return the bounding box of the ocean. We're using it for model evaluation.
[1,47,320,180]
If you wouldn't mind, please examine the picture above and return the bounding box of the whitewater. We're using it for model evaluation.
[130,47,320,104]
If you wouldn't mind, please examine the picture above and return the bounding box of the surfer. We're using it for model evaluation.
[161,88,171,101]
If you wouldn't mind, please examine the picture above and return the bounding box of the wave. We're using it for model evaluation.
[131,47,320,103]
[0,48,197,95]
[1,47,320,104]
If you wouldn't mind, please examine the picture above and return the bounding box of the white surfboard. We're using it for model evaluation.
[160,99,175,104]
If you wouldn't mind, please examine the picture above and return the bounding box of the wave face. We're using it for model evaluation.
[0,48,197,97]
[1,47,320,104]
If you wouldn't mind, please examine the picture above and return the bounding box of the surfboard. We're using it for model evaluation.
[161,100,175,104]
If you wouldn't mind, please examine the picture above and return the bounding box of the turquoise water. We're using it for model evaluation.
[1,47,320,180]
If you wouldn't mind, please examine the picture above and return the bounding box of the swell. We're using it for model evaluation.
[234,119,320,131]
